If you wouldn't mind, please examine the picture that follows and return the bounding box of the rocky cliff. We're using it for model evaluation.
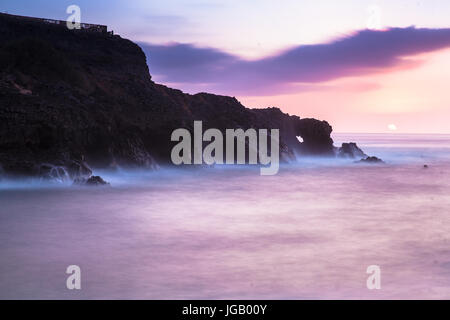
[0,14,351,179]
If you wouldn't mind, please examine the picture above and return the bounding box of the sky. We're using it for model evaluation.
[2,0,450,133]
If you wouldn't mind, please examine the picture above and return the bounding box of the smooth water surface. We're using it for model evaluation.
[1,133,449,299]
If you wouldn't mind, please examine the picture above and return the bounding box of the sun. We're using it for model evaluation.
[388,124,397,131]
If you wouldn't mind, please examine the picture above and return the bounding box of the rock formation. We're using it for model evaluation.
[356,156,384,164]
[337,142,367,159]
[0,13,374,180]
[73,175,110,186]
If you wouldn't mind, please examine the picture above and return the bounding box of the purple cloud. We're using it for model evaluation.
[140,27,450,96]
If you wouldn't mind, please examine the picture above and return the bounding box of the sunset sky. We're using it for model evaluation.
[3,0,450,133]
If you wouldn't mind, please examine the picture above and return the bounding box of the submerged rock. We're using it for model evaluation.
[356,156,384,164]
[73,175,110,186]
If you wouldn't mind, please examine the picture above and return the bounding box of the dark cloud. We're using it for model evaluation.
[142,43,238,82]
[140,27,450,96]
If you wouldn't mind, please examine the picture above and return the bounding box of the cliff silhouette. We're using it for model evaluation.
[0,13,345,179]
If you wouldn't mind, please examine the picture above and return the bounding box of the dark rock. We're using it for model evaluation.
[67,159,92,179]
[337,142,367,159]
[423,164,429,168]
[357,156,384,164]
[0,14,348,175]
[295,118,335,155]
[86,176,110,186]
[73,175,110,186]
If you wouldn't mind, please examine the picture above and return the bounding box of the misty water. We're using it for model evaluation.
[0,133,449,299]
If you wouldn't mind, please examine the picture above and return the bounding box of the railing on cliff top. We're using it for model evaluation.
[0,12,113,34]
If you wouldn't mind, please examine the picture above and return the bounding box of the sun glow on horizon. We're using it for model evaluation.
[388,124,398,131]
[239,47,450,134]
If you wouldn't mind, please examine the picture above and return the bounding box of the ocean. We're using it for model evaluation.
[0,133,449,299]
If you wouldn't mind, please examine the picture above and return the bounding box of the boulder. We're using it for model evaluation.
[337,142,367,159]
[73,175,110,186]
[356,156,384,164]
